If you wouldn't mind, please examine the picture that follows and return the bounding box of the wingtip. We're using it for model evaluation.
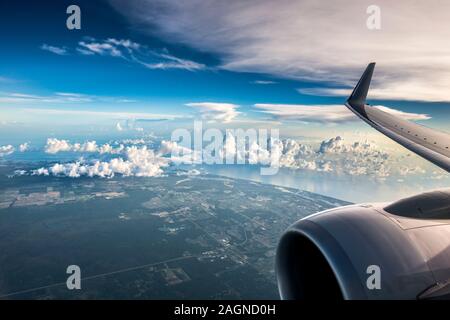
[347,63,376,107]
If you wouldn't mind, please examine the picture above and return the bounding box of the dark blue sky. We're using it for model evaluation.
[0,1,319,103]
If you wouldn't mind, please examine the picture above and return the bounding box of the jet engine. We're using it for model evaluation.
[276,189,450,300]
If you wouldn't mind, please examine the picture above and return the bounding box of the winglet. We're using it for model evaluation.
[347,62,375,108]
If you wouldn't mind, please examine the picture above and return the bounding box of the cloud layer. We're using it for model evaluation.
[34,145,169,178]
[186,102,240,123]
[277,136,415,178]
[254,104,430,123]
[18,134,438,180]
[112,0,450,101]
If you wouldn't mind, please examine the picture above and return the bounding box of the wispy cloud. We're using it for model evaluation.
[0,91,138,105]
[298,86,450,103]
[254,104,430,123]
[77,37,205,71]
[141,53,205,71]
[22,108,182,121]
[112,0,450,102]
[252,80,277,85]
[40,44,67,55]
[186,102,240,123]
[78,39,125,57]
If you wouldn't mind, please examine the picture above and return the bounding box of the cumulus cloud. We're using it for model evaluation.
[164,131,424,178]
[254,104,430,123]
[19,143,29,152]
[44,138,124,155]
[20,133,433,180]
[111,0,450,102]
[191,131,405,178]
[278,136,392,177]
[186,102,240,123]
[158,140,201,164]
[45,138,72,154]
[33,146,169,178]
[0,145,14,156]
[44,138,197,158]
[159,140,194,156]
[40,44,67,55]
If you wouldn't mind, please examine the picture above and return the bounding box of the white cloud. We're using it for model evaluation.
[254,104,430,123]
[0,91,138,105]
[159,140,194,156]
[252,80,277,85]
[165,130,425,178]
[33,146,169,178]
[0,145,14,156]
[76,48,95,56]
[158,140,201,163]
[278,137,392,177]
[21,108,180,121]
[118,138,147,145]
[25,133,434,179]
[105,38,141,50]
[186,102,240,123]
[112,0,450,102]
[40,44,67,55]
[44,138,124,155]
[19,143,29,152]
[142,53,205,71]
[45,138,72,154]
[79,41,123,57]
[77,37,205,71]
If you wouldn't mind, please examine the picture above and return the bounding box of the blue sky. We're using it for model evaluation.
[1,0,449,132]
[0,1,321,116]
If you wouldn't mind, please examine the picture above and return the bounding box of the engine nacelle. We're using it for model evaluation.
[276,190,450,300]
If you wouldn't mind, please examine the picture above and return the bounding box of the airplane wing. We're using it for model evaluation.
[345,63,450,172]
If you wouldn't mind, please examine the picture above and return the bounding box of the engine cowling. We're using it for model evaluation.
[276,190,450,300]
